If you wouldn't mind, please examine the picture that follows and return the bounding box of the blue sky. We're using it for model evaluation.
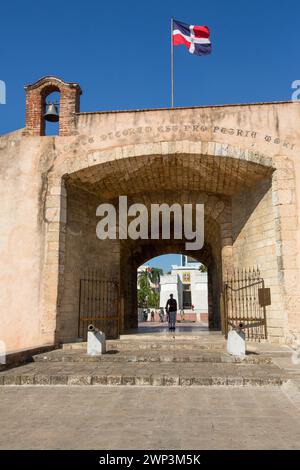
[148,254,181,274]
[1,0,299,134]
[0,0,299,271]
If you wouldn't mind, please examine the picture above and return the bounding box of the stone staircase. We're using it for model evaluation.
[0,333,292,387]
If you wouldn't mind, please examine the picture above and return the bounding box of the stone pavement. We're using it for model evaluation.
[0,385,299,449]
[1,331,300,449]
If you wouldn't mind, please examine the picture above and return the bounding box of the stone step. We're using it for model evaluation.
[0,361,286,387]
[62,340,226,352]
[119,333,224,341]
[61,339,292,357]
[33,349,271,365]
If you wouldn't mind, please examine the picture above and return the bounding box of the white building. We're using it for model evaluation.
[159,256,208,323]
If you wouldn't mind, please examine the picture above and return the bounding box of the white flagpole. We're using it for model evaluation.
[171,17,174,108]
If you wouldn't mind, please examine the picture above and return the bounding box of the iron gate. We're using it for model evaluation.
[224,268,269,341]
[78,269,119,340]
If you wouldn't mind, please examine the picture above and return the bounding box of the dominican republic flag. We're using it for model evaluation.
[172,19,211,56]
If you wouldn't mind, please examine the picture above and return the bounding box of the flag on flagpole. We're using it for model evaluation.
[172,19,212,56]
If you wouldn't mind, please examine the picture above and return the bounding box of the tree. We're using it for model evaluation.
[137,267,162,308]
[148,267,162,286]
[148,290,160,309]
[137,270,151,307]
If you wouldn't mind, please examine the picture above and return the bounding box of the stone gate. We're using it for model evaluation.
[1,76,300,352]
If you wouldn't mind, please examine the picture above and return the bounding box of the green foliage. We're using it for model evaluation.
[148,290,160,308]
[199,264,208,272]
[137,267,161,308]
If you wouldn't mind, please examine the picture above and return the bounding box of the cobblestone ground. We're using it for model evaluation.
[0,385,299,450]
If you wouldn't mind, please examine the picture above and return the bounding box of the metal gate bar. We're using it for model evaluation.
[224,268,268,341]
[78,269,119,340]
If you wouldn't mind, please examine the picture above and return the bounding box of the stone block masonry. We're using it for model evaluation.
[1,75,300,353]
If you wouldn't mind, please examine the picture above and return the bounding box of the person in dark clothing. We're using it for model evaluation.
[143,309,148,322]
[165,294,177,331]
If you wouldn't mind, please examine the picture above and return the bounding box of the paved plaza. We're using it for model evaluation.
[0,385,300,450]
[1,328,300,449]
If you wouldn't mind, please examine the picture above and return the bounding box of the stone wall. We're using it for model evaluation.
[232,177,286,340]
[58,184,120,342]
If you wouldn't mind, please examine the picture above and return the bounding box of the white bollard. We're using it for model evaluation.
[0,340,6,364]
[227,329,246,357]
[87,330,106,356]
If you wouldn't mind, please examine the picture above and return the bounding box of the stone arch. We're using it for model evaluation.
[114,191,232,332]
[52,140,274,178]
[41,140,274,342]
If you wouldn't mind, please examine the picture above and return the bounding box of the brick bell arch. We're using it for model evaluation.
[23,76,82,137]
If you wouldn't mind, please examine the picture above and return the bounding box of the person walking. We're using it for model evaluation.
[166,294,177,332]
[143,309,148,322]
[151,310,155,322]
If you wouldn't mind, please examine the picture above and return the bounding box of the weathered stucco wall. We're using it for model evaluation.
[1,100,300,352]
[74,102,299,156]
[0,133,57,352]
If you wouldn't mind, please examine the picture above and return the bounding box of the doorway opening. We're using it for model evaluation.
[135,253,209,335]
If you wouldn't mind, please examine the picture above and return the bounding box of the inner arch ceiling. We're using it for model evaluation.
[65,152,273,200]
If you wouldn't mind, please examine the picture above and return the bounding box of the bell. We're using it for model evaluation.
[44,103,59,122]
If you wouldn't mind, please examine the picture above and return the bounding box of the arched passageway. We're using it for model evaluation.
[120,238,221,333]
[54,146,273,342]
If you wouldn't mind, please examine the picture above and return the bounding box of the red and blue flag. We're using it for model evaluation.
[172,20,211,56]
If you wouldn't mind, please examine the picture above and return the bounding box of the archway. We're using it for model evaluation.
[120,238,221,334]
[49,143,274,343]
[136,253,209,332]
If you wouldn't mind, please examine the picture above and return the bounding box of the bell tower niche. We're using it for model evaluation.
[23,76,82,136]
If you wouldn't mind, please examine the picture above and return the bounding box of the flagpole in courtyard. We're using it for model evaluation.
[171,17,174,108]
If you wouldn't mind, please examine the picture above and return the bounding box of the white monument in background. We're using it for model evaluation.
[159,256,208,323]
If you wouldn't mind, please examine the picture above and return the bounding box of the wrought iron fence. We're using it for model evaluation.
[224,268,268,341]
[78,269,119,340]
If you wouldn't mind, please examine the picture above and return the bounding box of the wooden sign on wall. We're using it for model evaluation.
[258,287,271,307]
